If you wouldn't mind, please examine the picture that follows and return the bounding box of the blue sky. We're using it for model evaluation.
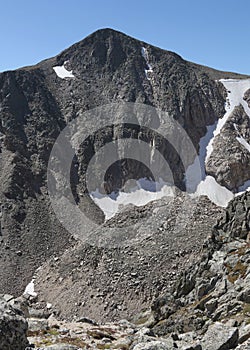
[1,0,250,74]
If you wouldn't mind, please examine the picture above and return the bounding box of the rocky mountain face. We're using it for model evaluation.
[206,102,250,191]
[0,28,250,349]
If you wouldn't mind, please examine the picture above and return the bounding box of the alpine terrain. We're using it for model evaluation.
[0,28,250,349]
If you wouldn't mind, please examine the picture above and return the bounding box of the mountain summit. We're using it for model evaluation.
[0,29,250,328]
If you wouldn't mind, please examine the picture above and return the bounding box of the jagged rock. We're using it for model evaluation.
[239,324,250,344]
[2,294,14,302]
[200,322,239,350]
[238,288,250,304]
[235,339,250,349]
[131,339,175,350]
[205,298,218,315]
[175,332,202,350]
[0,297,29,350]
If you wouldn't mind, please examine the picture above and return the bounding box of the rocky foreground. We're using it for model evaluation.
[1,193,249,350]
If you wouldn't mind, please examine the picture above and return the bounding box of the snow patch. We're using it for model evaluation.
[186,123,217,192]
[141,47,153,80]
[236,135,250,152]
[24,279,37,297]
[192,175,234,207]
[53,61,74,79]
[91,178,174,220]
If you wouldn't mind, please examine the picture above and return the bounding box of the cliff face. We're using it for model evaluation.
[206,103,250,191]
[0,28,249,305]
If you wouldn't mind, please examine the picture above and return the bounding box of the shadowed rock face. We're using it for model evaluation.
[0,28,248,302]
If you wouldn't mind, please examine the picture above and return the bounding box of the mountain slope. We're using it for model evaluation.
[0,28,249,312]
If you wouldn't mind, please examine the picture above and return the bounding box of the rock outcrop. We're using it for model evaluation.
[206,105,250,191]
[147,192,250,348]
[0,296,29,350]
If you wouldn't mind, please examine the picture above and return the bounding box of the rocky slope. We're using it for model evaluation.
[0,28,249,299]
[0,28,250,349]
[32,193,224,322]
[1,192,249,349]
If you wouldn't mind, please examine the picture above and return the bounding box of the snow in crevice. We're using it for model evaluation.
[186,79,250,206]
[53,61,75,79]
[186,123,217,192]
[236,135,250,152]
[233,122,250,152]
[141,47,153,80]
[185,122,234,207]
[206,79,250,161]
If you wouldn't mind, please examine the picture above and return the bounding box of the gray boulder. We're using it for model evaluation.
[0,297,29,350]
[132,340,175,350]
[201,322,239,350]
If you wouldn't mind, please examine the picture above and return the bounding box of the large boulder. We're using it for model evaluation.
[132,340,174,350]
[201,322,239,350]
[0,297,29,350]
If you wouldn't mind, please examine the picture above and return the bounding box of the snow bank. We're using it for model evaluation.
[53,61,74,79]
[91,79,250,217]
[186,123,217,192]
[91,178,174,220]
[24,279,37,297]
[193,176,234,207]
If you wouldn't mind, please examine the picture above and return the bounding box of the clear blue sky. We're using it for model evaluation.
[1,0,250,74]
